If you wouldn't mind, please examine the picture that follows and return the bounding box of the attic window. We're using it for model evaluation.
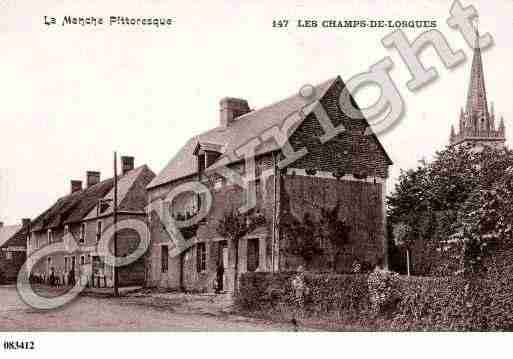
[99,199,110,214]
[47,229,53,244]
[198,153,206,174]
[194,143,222,174]
[204,150,221,168]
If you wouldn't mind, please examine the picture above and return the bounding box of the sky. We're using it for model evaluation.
[1,0,512,225]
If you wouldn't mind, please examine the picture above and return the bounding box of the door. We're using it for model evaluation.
[218,241,228,292]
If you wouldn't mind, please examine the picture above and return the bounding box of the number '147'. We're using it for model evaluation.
[272,19,289,28]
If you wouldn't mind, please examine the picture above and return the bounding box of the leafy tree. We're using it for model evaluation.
[320,203,351,272]
[387,143,513,275]
[216,208,266,291]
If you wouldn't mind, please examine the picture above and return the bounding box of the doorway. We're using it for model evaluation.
[217,241,228,292]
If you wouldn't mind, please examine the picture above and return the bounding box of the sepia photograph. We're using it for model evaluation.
[1,0,512,357]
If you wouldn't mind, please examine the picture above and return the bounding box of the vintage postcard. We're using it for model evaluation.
[0,0,512,356]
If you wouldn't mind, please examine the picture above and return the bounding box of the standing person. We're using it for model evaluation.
[69,267,76,287]
[49,267,56,287]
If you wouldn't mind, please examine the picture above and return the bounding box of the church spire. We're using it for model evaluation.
[465,28,489,123]
[449,24,506,148]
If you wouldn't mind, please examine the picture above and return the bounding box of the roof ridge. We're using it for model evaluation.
[234,77,338,123]
[147,76,340,189]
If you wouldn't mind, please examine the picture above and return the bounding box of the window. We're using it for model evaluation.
[35,236,39,249]
[96,221,102,242]
[80,255,85,265]
[64,257,69,272]
[196,242,206,273]
[47,256,52,272]
[64,225,69,235]
[87,254,91,263]
[198,153,206,174]
[79,223,86,243]
[6,252,12,260]
[247,238,260,272]
[47,229,53,244]
[161,245,169,273]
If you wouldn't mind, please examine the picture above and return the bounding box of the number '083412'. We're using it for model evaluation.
[3,341,35,350]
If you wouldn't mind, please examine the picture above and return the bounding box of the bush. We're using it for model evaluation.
[237,269,513,330]
[236,272,370,322]
[368,270,400,317]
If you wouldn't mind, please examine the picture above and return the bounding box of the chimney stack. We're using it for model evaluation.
[71,180,83,193]
[220,97,250,127]
[86,171,101,188]
[22,218,30,228]
[121,156,135,174]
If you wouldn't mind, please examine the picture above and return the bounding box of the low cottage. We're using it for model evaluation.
[27,157,155,287]
[0,219,30,283]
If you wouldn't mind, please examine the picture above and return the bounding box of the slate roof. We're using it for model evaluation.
[84,165,155,220]
[31,165,155,232]
[147,77,337,189]
[0,225,22,248]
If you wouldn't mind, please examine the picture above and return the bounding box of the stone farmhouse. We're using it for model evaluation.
[146,76,392,293]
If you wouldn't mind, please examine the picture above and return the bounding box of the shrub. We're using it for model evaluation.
[236,272,369,321]
[237,267,513,330]
[367,269,400,317]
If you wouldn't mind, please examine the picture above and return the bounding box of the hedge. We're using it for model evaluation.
[236,272,371,323]
[236,270,513,330]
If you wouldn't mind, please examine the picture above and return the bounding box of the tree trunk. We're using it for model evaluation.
[406,248,411,276]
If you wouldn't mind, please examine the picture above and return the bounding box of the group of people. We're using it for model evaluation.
[29,267,76,287]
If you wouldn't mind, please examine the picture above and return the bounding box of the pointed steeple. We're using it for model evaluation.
[449,25,506,148]
[465,28,489,124]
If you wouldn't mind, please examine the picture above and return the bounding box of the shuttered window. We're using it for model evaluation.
[247,238,260,272]
[161,245,169,273]
[196,243,206,273]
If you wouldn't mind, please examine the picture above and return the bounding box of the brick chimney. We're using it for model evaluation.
[22,218,30,228]
[220,97,251,127]
[71,180,83,193]
[121,156,135,174]
[86,171,101,188]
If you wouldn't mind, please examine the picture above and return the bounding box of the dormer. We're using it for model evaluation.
[193,141,223,175]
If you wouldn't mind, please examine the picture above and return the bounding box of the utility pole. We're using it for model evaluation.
[113,151,119,297]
